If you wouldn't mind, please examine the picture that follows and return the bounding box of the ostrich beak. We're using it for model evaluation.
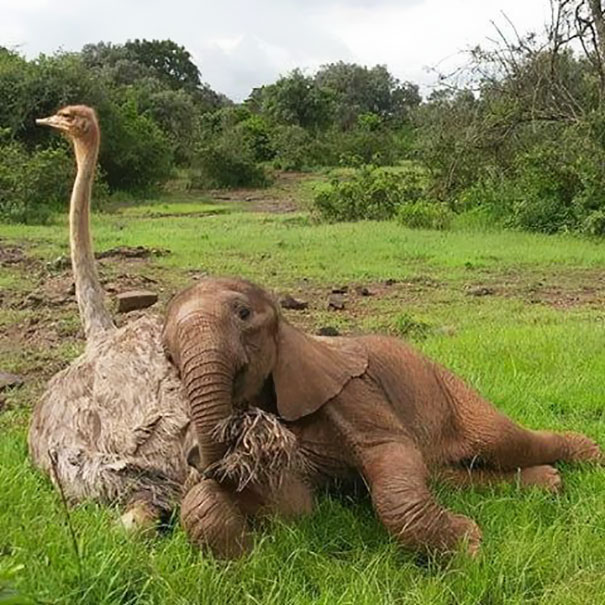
[36,115,67,130]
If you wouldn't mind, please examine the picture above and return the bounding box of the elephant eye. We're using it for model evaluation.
[238,306,251,320]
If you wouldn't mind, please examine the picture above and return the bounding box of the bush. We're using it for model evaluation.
[0,143,72,223]
[456,141,605,234]
[192,145,270,189]
[271,125,316,170]
[582,210,605,236]
[0,143,108,224]
[312,165,427,222]
[100,98,174,192]
[392,313,431,340]
[397,201,452,230]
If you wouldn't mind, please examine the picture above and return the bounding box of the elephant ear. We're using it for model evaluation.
[272,321,368,421]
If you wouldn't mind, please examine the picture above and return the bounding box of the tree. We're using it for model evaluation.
[123,39,201,92]
[251,69,333,130]
[315,62,420,128]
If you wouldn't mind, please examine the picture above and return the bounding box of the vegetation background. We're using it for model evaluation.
[1,1,605,603]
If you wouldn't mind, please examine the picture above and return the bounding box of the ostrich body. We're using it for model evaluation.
[28,106,197,524]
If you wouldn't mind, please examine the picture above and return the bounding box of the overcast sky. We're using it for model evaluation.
[1,0,550,101]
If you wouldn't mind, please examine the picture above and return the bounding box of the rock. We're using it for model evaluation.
[331,286,348,294]
[354,285,372,297]
[317,326,340,336]
[280,295,308,311]
[116,290,158,313]
[0,371,24,392]
[384,278,397,286]
[328,294,346,310]
[46,255,70,271]
[466,286,495,297]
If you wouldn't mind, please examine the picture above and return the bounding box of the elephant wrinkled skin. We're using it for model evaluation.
[164,277,602,558]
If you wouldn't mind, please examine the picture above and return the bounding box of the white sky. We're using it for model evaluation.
[0,0,550,101]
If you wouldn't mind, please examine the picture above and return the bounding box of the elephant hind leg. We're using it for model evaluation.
[462,415,602,470]
[439,367,602,468]
[361,441,482,556]
[434,464,562,493]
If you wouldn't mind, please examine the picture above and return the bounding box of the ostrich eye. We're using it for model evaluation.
[238,306,251,320]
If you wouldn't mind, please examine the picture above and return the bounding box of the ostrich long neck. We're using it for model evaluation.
[71,134,115,342]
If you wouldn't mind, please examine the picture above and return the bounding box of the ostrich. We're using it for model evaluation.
[28,106,198,528]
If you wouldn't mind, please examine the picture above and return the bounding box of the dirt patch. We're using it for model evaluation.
[526,284,605,309]
[19,272,76,309]
[463,268,605,309]
[208,172,316,214]
[15,262,163,312]
[0,245,26,266]
[96,246,170,260]
[0,241,40,270]
[274,276,444,335]
[211,190,299,214]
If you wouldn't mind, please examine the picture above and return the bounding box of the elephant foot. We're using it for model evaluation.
[519,465,562,492]
[561,433,602,464]
[181,478,252,559]
[445,514,482,557]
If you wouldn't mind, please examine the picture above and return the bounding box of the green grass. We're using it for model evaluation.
[1,187,604,604]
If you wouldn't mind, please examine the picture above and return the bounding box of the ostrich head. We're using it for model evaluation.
[36,105,99,145]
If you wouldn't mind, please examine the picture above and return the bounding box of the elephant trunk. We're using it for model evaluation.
[178,336,236,466]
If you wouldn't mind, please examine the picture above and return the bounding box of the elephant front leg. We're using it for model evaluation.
[361,441,482,556]
[181,478,252,559]
[180,475,314,559]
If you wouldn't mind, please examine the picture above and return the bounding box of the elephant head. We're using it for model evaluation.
[163,277,368,468]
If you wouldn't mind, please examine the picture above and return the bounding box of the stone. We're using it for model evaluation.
[280,295,309,311]
[466,286,495,297]
[46,255,70,271]
[328,293,346,310]
[116,290,158,313]
[331,286,348,294]
[0,371,24,392]
[384,278,397,286]
[355,285,372,297]
[317,326,340,336]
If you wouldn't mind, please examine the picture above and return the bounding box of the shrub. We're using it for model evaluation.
[192,145,270,189]
[0,143,108,224]
[456,142,601,234]
[392,313,431,340]
[312,165,427,222]
[397,201,452,230]
[582,210,605,236]
[271,125,316,170]
[100,98,174,193]
[0,143,72,223]
[236,114,274,162]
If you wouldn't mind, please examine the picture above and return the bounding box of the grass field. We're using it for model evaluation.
[1,178,604,604]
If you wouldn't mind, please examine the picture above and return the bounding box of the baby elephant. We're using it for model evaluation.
[163,277,602,558]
